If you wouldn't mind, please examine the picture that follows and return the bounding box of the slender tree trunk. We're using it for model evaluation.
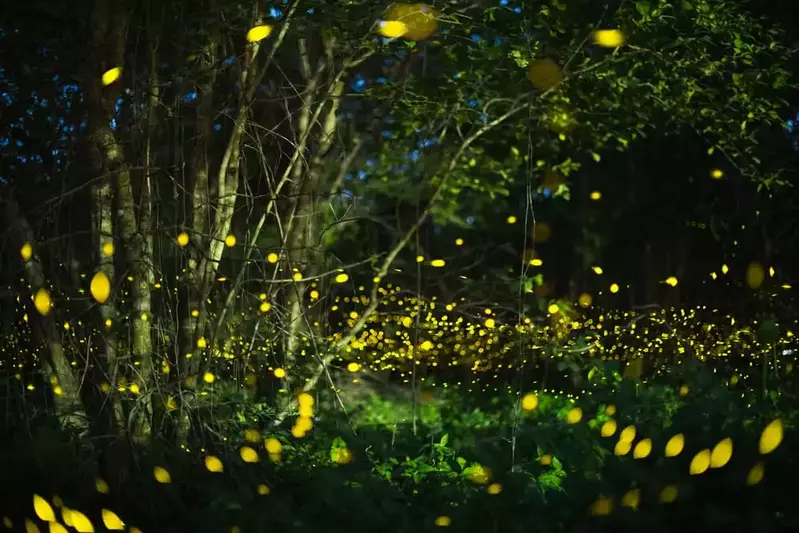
[208,30,364,372]
[88,158,124,435]
[171,28,219,444]
[283,42,319,361]
[172,7,265,444]
[285,74,345,365]
[130,16,160,442]
[84,0,133,484]
[0,190,86,430]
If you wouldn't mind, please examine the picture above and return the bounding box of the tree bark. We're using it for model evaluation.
[171,5,267,444]
[284,43,324,361]
[82,0,136,484]
[0,189,86,430]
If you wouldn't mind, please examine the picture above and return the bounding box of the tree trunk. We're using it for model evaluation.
[131,14,160,441]
[83,0,134,484]
[87,158,124,437]
[0,189,86,430]
[285,74,345,368]
[283,43,320,361]
[172,8,265,444]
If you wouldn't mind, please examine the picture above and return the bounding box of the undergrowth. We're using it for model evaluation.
[0,358,796,533]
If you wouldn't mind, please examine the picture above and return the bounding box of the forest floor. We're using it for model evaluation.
[1,351,796,533]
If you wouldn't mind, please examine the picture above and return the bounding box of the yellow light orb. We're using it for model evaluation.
[377,20,408,38]
[526,59,563,90]
[102,67,121,86]
[633,438,652,459]
[265,438,282,454]
[205,455,223,473]
[710,438,733,468]
[90,272,112,304]
[590,496,613,516]
[594,29,625,48]
[434,516,451,527]
[600,419,617,437]
[665,434,684,457]
[154,466,171,483]
[578,293,593,307]
[660,485,678,503]
[622,488,641,509]
[240,446,259,463]
[246,25,272,43]
[521,393,538,411]
[746,262,765,289]
[384,3,438,41]
[619,425,636,442]
[689,449,711,475]
[747,463,764,485]
[34,288,52,316]
[615,439,632,456]
[20,243,33,262]
[759,419,783,455]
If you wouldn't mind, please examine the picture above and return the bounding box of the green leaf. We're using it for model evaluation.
[329,437,348,462]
